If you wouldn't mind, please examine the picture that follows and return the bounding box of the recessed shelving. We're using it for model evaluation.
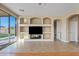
[43,34,51,39]
[43,17,51,24]
[18,17,52,40]
[20,26,26,32]
[43,32,51,34]
[20,18,28,24]
[43,26,51,33]
[30,17,42,24]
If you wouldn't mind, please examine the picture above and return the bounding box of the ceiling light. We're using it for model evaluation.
[19,9,24,12]
[38,3,46,6]
[38,3,42,6]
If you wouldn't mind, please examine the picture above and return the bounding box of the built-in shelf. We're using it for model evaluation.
[43,26,51,32]
[19,24,27,26]
[18,17,52,40]
[43,32,51,34]
[19,24,27,25]
[20,27,26,32]
[43,24,52,26]
[29,24,43,26]
[20,17,28,24]
[43,17,51,24]
[29,24,51,26]
[43,34,51,39]
[30,17,42,24]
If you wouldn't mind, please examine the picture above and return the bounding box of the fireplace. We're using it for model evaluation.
[30,34,41,39]
[29,26,42,39]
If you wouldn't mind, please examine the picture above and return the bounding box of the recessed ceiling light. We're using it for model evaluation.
[38,3,42,5]
[38,3,46,6]
[19,9,24,12]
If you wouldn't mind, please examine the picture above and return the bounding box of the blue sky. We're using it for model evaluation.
[0,16,15,27]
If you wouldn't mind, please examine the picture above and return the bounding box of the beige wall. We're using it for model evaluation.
[52,9,79,42]
[62,9,79,42]
[17,10,79,42]
[1,3,79,42]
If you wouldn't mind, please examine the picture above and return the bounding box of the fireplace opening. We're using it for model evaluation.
[29,26,42,39]
[30,34,41,39]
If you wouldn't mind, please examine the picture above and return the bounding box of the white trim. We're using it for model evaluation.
[18,39,54,41]
[60,39,69,43]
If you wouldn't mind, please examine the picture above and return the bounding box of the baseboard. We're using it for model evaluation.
[24,39,54,41]
[60,39,69,43]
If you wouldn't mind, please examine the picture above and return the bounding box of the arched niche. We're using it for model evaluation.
[67,14,79,42]
[30,17,41,24]
[43,17,51,24]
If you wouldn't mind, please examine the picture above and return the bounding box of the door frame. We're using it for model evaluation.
[54,19,61,41]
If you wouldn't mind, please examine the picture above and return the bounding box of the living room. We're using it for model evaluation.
[1,3,79,56]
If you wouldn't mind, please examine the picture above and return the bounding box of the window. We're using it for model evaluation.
[0,16,16,42]
[10,16,16,36]
[0,17,9,39]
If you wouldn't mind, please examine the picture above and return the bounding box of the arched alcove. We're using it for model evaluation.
[30,17,41,24]
[43,17,51,24]
[67,14,79,42]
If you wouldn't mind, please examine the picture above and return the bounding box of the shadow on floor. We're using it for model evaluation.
[0,42,15,50]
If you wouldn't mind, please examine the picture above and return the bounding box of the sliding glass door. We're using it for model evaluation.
[0,17,9,39]
[10,16,16,42]
[0,16,9,45]
[0,16,16,45]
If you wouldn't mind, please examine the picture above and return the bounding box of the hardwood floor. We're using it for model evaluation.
[0,40,79,56]
[15,52,79,56]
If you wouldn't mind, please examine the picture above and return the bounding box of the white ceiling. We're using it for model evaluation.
[2,3,79,16]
